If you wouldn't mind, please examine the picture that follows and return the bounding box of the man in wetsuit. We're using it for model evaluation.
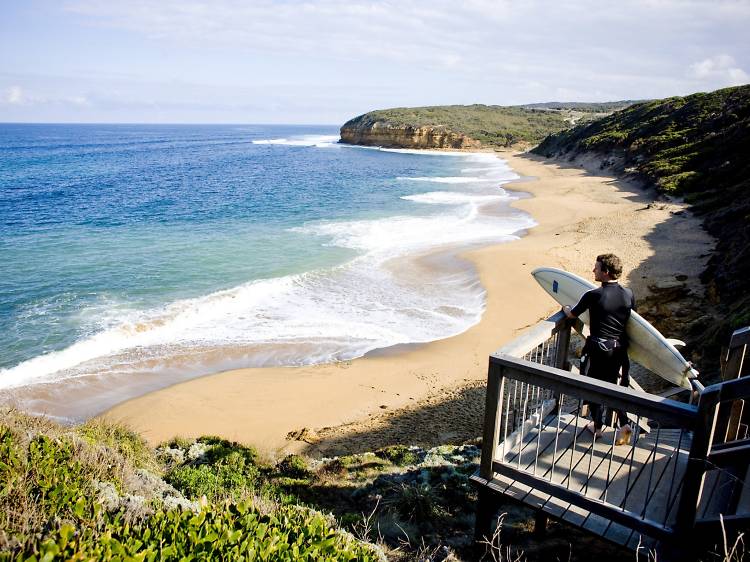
[563,254,634,445]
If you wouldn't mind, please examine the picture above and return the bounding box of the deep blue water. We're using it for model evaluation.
[0,124,531,391]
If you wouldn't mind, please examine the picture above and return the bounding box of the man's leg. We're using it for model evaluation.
[587,347,619,434]
[589,402,605,432]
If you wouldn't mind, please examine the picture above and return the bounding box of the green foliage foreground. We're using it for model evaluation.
[19,502,373,562]
[0,412,382,561]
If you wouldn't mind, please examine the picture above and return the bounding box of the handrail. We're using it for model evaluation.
[475,316,750,550]
[490,353,698,428]
[496,310,567,357]
[478,353,702,546]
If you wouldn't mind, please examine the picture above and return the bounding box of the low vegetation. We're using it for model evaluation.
[342,102,635,148]
[0,410,383,561]
[0,410,627,561]
[1,409,744,560]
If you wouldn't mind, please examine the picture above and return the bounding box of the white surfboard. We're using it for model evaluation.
[532,267,698,389]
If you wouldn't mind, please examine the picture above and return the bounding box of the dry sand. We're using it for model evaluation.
[102,152,713,458]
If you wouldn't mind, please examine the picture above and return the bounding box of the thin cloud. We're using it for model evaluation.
[3,85,25,105]
[2,1,747,122]
[0,85,91,108]
[63,1,749,85]
[689,55,749,85]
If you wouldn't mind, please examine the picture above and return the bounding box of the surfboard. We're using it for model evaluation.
[532,267,698,389]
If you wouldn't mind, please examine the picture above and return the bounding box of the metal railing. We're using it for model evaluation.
[473,313,750,550]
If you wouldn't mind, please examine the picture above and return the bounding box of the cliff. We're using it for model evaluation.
[533,84,750,374]
[340,118,481,149]
[340,103,634,150]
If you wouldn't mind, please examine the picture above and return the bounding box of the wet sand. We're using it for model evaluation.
[101,152,713,457]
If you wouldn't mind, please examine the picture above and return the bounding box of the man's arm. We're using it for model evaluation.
[565,290,593,319]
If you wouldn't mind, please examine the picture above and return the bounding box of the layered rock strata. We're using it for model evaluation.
[340,119,481,149]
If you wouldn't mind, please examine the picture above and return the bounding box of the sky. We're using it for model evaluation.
[1,0,749,124]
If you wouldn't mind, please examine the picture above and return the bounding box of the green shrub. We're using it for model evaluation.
[197,436,258,466]
[1,422,383,561]
[1,430,100,553]
[278,454,311,478]
[164,435,194,449]
[318,458,346,476]
[77,418,157,471]
[165,438,260,502]
[11,501,382,561]
[374,445,418,466]
[383,482,442,522]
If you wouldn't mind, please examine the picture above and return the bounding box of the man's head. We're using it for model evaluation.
[594,253,623,282]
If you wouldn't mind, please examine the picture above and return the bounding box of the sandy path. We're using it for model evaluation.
[102,152,712,458]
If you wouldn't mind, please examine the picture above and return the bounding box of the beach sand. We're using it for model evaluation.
[102,152,713,458]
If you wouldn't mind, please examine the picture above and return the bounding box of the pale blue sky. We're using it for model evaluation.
[1,0,748,124]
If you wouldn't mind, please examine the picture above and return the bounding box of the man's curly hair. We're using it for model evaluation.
[596,253,623,279]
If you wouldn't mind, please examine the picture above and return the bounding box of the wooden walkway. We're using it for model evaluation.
[486,411,690,549]
[472,314,750,556]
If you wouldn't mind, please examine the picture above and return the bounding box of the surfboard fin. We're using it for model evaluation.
[666,338,686,348]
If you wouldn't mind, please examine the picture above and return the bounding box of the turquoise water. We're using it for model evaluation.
[0,124,533,396]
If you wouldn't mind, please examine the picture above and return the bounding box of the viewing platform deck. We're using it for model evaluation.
[471,314,750,558]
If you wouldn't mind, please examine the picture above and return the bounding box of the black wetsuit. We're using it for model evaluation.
[572,282,635,430]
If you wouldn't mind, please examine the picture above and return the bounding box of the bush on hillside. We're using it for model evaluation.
[0,412,382,561]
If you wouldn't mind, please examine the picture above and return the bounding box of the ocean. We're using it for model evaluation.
[0,123,534,418]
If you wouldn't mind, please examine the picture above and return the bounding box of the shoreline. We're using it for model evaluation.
[101,151,713,456]
[1,146,520,418]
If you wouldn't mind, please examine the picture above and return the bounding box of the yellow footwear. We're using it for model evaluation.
[615,425,633,446]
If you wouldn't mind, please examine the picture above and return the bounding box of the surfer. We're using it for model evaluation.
[563,254,634,445]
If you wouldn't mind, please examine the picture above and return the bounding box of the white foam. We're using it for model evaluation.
[396,176,498,184]
[377,147,469,156]
[402,191,510,205]
[252,134,340,147]
[0,257,490,389]
[461,166,508,172]
[292,206,535,258]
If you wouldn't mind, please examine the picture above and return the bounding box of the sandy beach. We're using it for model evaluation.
[102,152,713,458]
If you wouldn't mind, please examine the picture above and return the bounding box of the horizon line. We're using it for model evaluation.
[0,121,342,127]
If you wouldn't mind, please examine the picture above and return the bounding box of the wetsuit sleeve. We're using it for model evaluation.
[570,290,594,317]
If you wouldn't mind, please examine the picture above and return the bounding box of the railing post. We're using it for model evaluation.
[475,358,505,544]
[551,319,572,415]
[722,326,750,381]
[674,385,721,537]
[480,358,505,480]
[554,320,572,371]
[716,326,750,442]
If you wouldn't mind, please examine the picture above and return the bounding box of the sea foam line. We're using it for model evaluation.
[401,191,510,205]
[396,176,499,184]
[252,134,339,147]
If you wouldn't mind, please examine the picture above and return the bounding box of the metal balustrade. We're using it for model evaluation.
[471,313,750,556]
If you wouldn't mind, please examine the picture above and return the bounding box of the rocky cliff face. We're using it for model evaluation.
[340,117,481,149]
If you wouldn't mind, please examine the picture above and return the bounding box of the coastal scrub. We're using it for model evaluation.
[0,411,383,561]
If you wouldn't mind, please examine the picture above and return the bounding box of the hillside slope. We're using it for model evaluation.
[0,411,384,561]
[533,85,750,368]
[340,102,634,149]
